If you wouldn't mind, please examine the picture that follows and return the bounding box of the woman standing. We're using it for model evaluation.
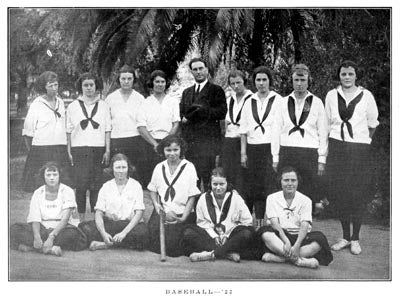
[67,73,111,221]
[11,162,87,256]
[147,135,200,257]
[78,153,148,251]
[221,70,253,195]
[105,65,145,183]
[21,71,71,192]
[137,70,180,186]
[271,64,328,214]
[325,60,379,255]
[239,66,282,229]
[259,166,333,268]
[182,167,255,263]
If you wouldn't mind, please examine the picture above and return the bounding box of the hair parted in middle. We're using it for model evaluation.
[104,153,137,179]
[252,66,274,86]
[75,72,103,95]
[228,69,248,86]
[147,69,170,90]
[291,63,312,85]
[117,64,136,86]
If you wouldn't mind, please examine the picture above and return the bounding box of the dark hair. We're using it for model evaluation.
[336,60,359,81]
[75,72,103,95]
[189,57,208,70]
[147,69,170,90]
[209,167,234,192]
[117,65,135,86]
[252,66,273,87]
[105,153,137,179]
[228,70,247,86]
[156,135,187,158]
[39,161,62,184]
[35,71,58,94]
[291,63,312,85]
[278,166,302,187]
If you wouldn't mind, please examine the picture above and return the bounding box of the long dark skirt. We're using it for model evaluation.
[147,209,196,257]
[21,145,72,192]
[71,146,105,213]
[221,137,245,196]
[136,137,163,187]
[79,218,148,250]
[10,223,87,251]
[244,143,275,219]
[326,138,375,220]
[110,136,144,182]
[278,146,325,204]
[182,224,257,259]
[258,225,333,266]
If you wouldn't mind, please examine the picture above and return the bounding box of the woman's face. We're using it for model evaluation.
[281,171,298,194]
[339,66,357,89]
[255,73,270,93]
[164,142,181,162]
[229,76,246,95]
[292,73,309,94]
[45,81,59,97]
[211,176,227,198]
[153,76,166,94]
[119,72,134,91]
[82,79,96,97]
[44,168,60,188]
[113,160,129,181]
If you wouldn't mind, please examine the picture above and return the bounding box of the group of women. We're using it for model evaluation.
[11,59,379,269]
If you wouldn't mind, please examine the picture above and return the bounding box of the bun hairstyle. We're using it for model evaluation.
[39,161,62,184]
[252,66,273,87]
[228,70,248,86]
[75,72,103,95]
[208,167,234,192]
[156,134,187,158]
[291,63,312,85]
[35,71,58,94]
[117,65,135,86]
[147,69,170,90]
[277,165,302,187]
[336,60,359,81]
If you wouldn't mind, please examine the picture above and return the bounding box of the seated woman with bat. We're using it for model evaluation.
[147,135,200,258]
[78,153,148,251]
[182,167,255,262]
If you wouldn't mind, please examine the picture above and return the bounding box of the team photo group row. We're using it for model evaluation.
[10,58,379,269]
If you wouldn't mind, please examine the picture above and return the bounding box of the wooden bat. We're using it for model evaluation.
[159,195,166,262]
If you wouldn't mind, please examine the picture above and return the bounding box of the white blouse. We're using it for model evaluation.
[224,90,253,138]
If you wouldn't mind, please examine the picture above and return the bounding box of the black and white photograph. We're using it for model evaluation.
[4,0,397,299]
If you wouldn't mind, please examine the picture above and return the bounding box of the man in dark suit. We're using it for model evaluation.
[180,58,227,189]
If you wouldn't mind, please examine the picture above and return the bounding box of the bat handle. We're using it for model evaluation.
[159,210,166,262]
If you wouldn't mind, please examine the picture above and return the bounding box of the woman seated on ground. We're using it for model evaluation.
[79,153,148,251]
[147,135,200,257]
[10,161,86,256]
[182,167,255,263]
[259,166,333,268]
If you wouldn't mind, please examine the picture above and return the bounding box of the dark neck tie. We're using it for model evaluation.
[162,163,187,202]
[78,100,100,130]
[205,191,233,225]
[195,85,200,95]
[229,94,251,126]
[288,95,313,137]
[42,101,61,119]
[337,91,364,140]
[251,96,275,134]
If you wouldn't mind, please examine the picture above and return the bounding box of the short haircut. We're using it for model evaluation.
[147,69,170,89]
[291,64,312,84]
[189,57,207,70]
[252,66,273,86]
[156,135,187,158]
[228,70,247,86]
[35,71,58,94]
[39,161,62,183]
[278,165,302,186]
[209,167,234,192]
[336,60,359,81]
[75,72,103,94]
[117,64,135,85]
[105,153,137,179]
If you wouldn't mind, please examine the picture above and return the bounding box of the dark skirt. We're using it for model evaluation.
[21,145,72,192]
[244,143,275,218]
[258,225,333,266]
[147,209,196,257]
[136,137,163,187]
[78,218,148,250]
[221,137,245,196]
[10,222,87,251]
[278,146,325,203]
[326,138,375,218]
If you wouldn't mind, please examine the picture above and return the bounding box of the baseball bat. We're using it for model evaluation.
[159,196,166,262]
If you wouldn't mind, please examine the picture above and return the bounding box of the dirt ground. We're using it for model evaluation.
[8,156,391,281]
